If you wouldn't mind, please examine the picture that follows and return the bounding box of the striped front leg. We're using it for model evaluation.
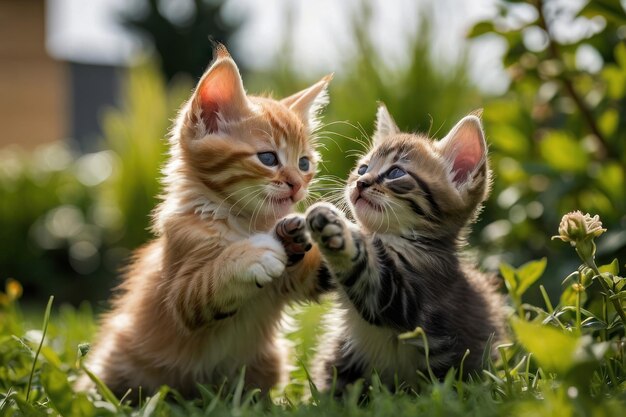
[274,214,335,299]
[306,203,420,330]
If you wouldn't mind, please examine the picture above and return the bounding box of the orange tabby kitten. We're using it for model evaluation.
[78,45,332,398]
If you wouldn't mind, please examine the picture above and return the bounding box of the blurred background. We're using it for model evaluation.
[1,0,624,307]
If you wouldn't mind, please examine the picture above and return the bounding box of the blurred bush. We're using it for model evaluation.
[467,0,626,299]
[0,64,189,304]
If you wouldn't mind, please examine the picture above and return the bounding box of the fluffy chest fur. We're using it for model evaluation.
[85,237,291,395]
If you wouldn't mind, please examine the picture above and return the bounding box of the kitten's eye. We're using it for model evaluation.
[386,167,406,179]
[298,157,310,171]
[257,152,278,167]
[357,165,368,175]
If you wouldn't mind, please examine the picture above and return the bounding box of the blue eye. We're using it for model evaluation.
[299,157,310,171]
[357,165,368,175]
[257,152,278,167]
[387,167,406,179]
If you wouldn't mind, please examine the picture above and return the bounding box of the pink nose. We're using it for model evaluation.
[288,181,301,196]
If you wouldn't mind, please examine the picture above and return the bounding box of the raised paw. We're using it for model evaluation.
[306,204,347,252]
[275,215,312,266]
[240,234,286,287]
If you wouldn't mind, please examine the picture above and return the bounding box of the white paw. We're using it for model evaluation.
[241,234,287,287]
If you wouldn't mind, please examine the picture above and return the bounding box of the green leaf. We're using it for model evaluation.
[515,258,547,297]
[581,318,608,331]
[602,65,626,99]
[539,131,589,173]
[489,125,530,156]
[12,395,47,417]
[499,262,518,295]
[594,272,615,289]
[41,363,96,417]
[596,163,625,202]
[579,0,626,25]
[616,42,626,69]
[598,108,619,137]
[608,315,625,330]
[81,365,121,410]
[511,318,579,375]
[561,271,580,287]
[599,258,620,275]
[140,388,167,417]
[560,286,578,307]
[483,99,522,123]
[467,21,496,38]
[609,290,626,301]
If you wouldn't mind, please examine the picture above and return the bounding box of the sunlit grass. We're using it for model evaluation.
[1,230,625,417]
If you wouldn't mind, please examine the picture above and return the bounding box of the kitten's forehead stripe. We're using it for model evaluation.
[262,101,309,155]
[205,151,255,173]
[374,141,416,161]
[406,171,441,218]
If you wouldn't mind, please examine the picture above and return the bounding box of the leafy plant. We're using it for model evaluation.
[467,0,626,298]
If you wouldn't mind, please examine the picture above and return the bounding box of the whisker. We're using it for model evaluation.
[232,188,265,219]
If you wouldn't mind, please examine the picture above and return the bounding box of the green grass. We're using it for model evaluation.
[1,219,626,417]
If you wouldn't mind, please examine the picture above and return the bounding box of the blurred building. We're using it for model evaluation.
[0,0,137,152]
[0,0,66,150]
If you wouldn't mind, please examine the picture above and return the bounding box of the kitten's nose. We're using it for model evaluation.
[287,181,301,195]
[356,180,372,191]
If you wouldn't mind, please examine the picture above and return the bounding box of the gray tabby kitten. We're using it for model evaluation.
[279,104,504,394]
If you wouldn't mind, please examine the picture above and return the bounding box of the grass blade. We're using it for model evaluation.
[26,295,53,402]
[81,365,121,410]
[232,366,246,409]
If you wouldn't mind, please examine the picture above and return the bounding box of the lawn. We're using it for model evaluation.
[1,212,625,417]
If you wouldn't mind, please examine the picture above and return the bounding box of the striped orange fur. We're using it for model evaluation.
[77,45,332,399]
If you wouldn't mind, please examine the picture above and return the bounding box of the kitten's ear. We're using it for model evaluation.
[281,74,333,131]
[438,115,487,186]
[373,103,400,144]
[190,44,253,134]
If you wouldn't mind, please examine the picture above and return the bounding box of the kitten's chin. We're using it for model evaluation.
[267,196,295,219]
[352,202,388,233]
[354,196,383,213]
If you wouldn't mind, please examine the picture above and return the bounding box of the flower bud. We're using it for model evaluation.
[552,211,606,246]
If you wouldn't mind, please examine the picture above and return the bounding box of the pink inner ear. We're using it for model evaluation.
[451,132,483,184]
[199,87,221,133]
[452,157,477,183]
[197,68,238,133]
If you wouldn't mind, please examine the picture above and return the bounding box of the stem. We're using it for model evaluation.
[602,294,608,341]
[575,247,626,327]
[576,289,581,333]
[540,285,566,330]
[498,346,513,398]
[534,0,611,157]
[606,356,618,388]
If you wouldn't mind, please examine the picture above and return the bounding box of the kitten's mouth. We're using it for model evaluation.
[354,195,383,212]
[270,196,294,206]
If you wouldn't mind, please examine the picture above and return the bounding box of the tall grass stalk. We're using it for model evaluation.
[26,295,53,401]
